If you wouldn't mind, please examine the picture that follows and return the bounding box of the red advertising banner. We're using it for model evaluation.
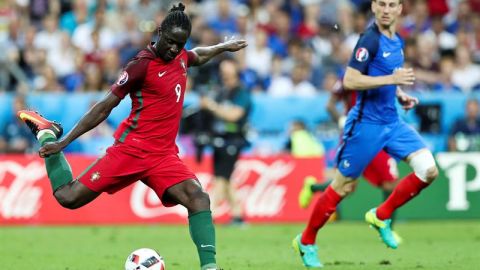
[0,155,324,225]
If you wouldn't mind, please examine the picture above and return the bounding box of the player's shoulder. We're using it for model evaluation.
[359,23,382,43]
[124,46,157,69]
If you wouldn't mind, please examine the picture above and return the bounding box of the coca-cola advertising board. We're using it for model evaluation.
[0,155,324,225]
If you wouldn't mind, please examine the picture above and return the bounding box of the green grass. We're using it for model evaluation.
[1,221,479,270]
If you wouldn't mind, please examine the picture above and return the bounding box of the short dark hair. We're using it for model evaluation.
[160,3,192,35]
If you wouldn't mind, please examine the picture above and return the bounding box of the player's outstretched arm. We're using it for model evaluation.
[343,67,415,90]
[190,37,247,66]
[39,92,121,157]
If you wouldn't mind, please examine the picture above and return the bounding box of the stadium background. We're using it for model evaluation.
[1,0,480,269]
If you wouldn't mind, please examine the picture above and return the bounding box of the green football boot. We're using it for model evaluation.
[292,234,323,268]
[299,176,317,209]
[365,208,398,249]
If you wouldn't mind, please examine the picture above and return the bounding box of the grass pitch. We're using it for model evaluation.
[1,221,478,270]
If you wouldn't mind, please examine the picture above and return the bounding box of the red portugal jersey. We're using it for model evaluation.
[111,44,196,155]
[333,83,357,114]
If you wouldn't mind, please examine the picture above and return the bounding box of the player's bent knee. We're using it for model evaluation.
[409,149,437,183]
[54,189,81,209]
[188,190,211,212]
[331,173,357,197]
[426,166,439,182]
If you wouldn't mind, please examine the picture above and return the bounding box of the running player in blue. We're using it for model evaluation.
[292,0,439,267]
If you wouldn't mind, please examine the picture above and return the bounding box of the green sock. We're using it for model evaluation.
[311,180,332,192]
[39,134,73,192]
[189,210,216,269]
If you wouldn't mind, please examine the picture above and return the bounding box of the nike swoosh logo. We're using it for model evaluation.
[383,52,391,57]
[19,113,47,125]
[200,244,215,248]
[158,71,167,77]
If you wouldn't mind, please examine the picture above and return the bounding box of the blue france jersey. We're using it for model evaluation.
[347,23,404,124]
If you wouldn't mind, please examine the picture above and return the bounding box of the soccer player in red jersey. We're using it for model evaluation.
[17,3,246,270]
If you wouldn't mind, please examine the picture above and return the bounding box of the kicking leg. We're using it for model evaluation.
[164,179,218,270]
[17,110,100,208]
[54,180,100,209]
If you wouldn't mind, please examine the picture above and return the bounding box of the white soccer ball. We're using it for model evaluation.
[125,248,165,270]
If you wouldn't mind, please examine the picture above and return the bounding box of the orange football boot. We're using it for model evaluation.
[17,110,63,138]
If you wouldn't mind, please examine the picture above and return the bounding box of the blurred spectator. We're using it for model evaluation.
[401,0,431,37]
[411,35,440,91]
[0,37,31,92]
[427,0,449,16]
[446,0,475,33]
[81,63,105,92]
[35,65,64,92]
[47,32,77,79]
[72,7,116,54]
[296,2,320,39]
[268,62,316,97]
[0,95,36,153]
[208,0,238,36]
[103,50,121,86]
[472,15,480,62]
[422,15,457,51]
[451,45,480,92]
[267,9,291,57]
[34,15,63,54]
[448,98,480,151]
[29,0,60,26]
[433,55,461,91]
[200,58,251,225]
[245,27,273,81]
[132,0,161,22]
[285,119,325,158]
[343,11,368,51]
[300,44,323,88]
[59,0,88,36]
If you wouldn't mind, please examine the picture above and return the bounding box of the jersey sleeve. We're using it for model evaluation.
[111,58,150,99]
[347,32,380,74]
[186,50,198,67]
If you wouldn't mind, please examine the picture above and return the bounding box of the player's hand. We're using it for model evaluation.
[39,141,67,158]
[392,68,415,86]
[220,36,248,52]
[397,92,419,111]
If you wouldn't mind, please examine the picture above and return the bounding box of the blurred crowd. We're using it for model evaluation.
[1,0,480,95]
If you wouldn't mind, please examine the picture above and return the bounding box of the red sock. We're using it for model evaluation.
[301,186,343,245]
[376,173,429,220]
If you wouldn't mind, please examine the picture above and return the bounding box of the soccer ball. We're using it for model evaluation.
[125,248,165,270]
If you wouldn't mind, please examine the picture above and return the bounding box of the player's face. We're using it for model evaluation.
[156,27,189,62]
[372,0,402,28]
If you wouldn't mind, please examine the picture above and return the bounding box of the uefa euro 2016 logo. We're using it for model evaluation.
[355,47,369,62]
